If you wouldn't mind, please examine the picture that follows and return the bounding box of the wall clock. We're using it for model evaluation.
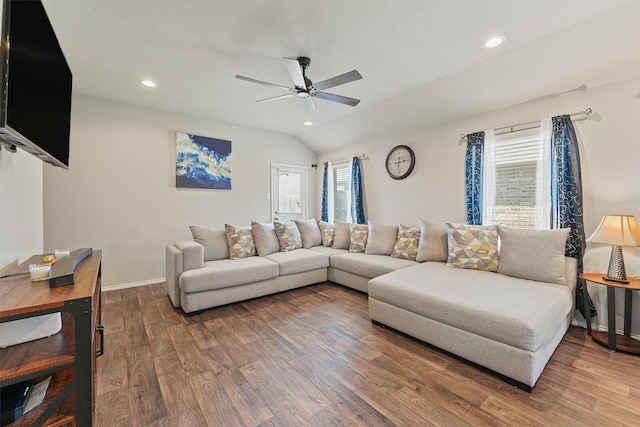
[385,145,415,180]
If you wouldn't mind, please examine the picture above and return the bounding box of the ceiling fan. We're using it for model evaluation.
[235,56,362,112]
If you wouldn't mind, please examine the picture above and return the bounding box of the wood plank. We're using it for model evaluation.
[96,282,640,427]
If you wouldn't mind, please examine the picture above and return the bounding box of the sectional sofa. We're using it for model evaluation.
[166,218,577,390]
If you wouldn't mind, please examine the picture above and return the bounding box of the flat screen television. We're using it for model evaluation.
[0,0,72,169]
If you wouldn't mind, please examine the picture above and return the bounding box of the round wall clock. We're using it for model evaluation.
[385,145,415,180]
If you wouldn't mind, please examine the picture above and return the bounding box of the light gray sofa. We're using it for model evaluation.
[166,220,577,390]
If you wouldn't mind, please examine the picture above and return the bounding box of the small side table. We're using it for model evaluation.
[581,273,640,354]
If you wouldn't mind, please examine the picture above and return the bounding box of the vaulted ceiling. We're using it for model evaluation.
[42,0,639,153]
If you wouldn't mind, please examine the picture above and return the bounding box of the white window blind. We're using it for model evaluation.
[485,128,544,229]
[333,164,351,223]
[278,172,302,214]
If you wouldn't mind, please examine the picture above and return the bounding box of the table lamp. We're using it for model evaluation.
[586,215,640,283]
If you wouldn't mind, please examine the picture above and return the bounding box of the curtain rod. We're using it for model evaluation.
[459,108,593,143]
[324,154,369,166]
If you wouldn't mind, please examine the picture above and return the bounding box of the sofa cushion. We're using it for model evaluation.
[274,221,303,251]
[294,219,322,248]
[309,246,348,257]
[180,257,278,293]
[225,224,257,259]
[391,224,421,260]
[349,224,369,253]
[317,220,335,247]
[189,225,229,261]
[416,218,449,262]
[365,222,398,255]
[368,262,573,352]
[446,223,499,272]
[329,252,417,279]
[332,222,351,249]
[265,249,329,276]
[498,226,570,286]
[251,221,280,257]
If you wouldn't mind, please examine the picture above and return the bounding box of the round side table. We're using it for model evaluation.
[581,273,640,354]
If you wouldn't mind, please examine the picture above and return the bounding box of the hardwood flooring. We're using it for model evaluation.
[97,282,640,426]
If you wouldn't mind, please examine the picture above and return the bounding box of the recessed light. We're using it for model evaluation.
[483,36,505,49]
[304,121,313,126]
[140,79,157,88]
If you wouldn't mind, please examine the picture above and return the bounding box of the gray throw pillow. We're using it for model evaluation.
[365,222,398,255]
[497,225,570,286]
[189,225,229,261]
[416,218,448,262]
[332,222,351,249]
[294,219,322,248]
[251,221,280,256]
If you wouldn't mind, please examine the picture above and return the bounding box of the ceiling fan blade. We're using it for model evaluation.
[303,96,316,112]
[255,93,296,103]
[283,57,307,89]
[235,75,294,91]
[313,91,360,107]
[312,70,362,92]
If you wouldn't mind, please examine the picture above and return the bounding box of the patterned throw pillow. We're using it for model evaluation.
[446,223,499,272]
[274,221,303,252]
[349,224,368,253]
[391,224,421,260]
[224,224,257,260]
[316,219,335,247]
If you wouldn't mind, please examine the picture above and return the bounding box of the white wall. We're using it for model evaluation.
[0,148,43,269]
[43,94,317,288]
[316,78,640,335]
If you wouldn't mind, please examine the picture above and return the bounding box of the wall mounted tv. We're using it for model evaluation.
[0,0,72,169]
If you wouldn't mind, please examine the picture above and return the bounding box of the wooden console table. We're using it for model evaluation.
[0,250,102,426]
[581,272,640,354]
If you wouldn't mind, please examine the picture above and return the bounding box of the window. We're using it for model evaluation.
[333,163,351,223]
[271,164,307,221]
[483,128,547,229]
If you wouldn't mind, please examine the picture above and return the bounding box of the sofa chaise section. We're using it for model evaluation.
[368,258,577,389]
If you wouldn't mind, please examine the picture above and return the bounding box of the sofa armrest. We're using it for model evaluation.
[174,240,205,271]
[165,240,205,308]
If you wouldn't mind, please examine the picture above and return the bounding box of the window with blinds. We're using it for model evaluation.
[278,172,302,214]
[333,164,350,223]
[489,129,541,229]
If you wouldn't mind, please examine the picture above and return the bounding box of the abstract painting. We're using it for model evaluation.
[176,132,232,189]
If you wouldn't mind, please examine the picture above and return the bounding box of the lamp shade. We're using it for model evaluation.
[586,215,640,247]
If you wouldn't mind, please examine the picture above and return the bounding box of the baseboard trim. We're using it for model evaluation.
[571,317,640,341]
[102,277,165,292]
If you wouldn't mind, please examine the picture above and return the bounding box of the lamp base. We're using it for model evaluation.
[602,276,630,284]
[605,245,628,283]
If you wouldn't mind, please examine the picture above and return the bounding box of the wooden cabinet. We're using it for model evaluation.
[0,250,102,426]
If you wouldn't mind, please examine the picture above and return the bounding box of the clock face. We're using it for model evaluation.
[385,145,415,180]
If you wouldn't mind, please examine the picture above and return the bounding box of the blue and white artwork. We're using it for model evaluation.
[176,132,232,189]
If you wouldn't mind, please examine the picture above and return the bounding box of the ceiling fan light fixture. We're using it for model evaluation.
[298,92,310,98]
[483,36,505,49]
[304,121,313,126]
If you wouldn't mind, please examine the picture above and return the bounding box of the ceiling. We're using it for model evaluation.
[42,0,639,154]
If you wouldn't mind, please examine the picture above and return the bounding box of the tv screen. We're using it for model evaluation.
[0,0,72,168]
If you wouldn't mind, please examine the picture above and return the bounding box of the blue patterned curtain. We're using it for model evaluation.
[351,157,365,224]
[550,115,596,319]
[321,162,329,222]
[465,131,484,225]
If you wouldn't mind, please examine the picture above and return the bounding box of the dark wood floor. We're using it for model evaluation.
[97,282,640,426]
